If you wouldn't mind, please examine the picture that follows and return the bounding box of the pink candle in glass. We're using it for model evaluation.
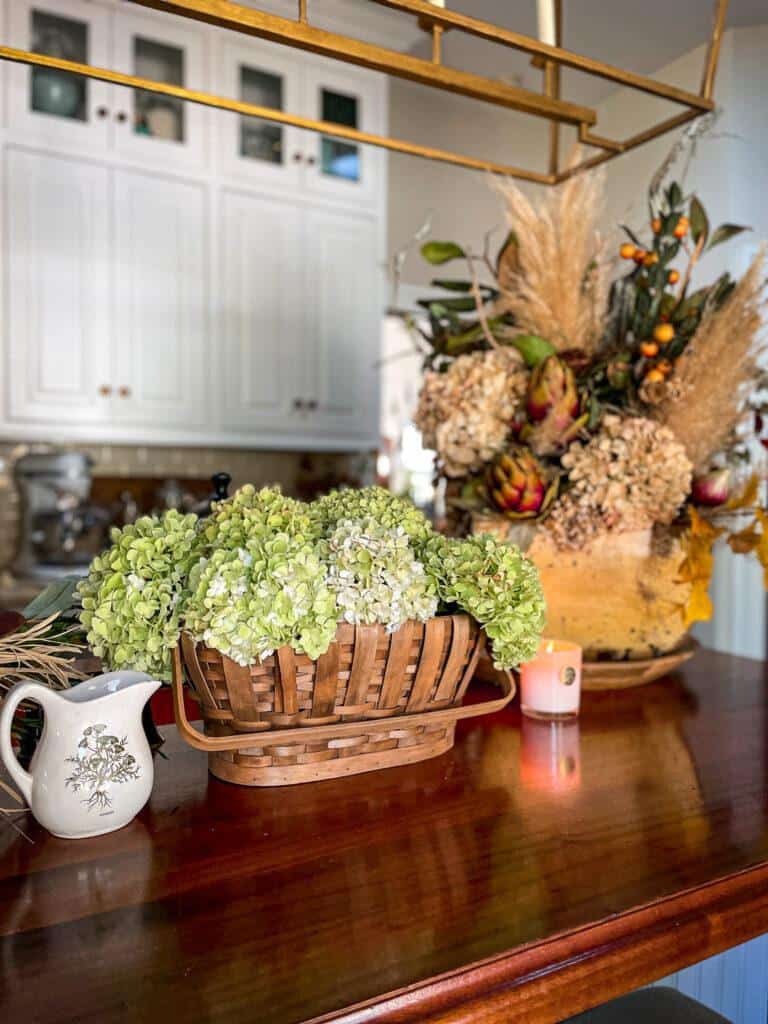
[519,639,582,719]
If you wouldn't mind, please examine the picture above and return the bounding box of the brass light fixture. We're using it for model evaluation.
[0,0,729,185]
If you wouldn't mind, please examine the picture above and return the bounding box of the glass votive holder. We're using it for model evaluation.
[519,638,582,720]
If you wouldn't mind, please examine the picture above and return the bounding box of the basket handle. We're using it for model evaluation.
[170,645,515,753]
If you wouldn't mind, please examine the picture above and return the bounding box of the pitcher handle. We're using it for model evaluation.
[0,681,55,804]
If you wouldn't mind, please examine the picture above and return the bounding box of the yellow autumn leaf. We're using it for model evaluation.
[727,473,761,511]
[727,520,761,555]
[683,579,714,627]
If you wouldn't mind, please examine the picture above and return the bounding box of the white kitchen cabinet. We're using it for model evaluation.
[304,206,380,444]
[6,0,112,153]
[0,0,388,451]
[303,60,385,208]
[110,8,207,172]
[219,189,306,433]
[216,36,304,192]
[111,169,208,427]
[4,146,111,425]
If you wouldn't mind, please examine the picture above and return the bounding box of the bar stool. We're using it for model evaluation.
[563,986,732,1023]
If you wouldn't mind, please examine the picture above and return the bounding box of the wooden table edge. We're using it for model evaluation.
[311,862,768,1024]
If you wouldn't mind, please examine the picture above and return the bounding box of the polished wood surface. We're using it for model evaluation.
[2,649,768,1023]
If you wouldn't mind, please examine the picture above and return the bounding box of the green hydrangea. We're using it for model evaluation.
[78,510,201,680]
[185,489,337,664]
[203,484,320,550]
[310,486,434,547]
[326,517,437,631]
[423,533,546,669]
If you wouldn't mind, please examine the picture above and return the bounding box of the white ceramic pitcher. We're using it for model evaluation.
[0,672,160,839]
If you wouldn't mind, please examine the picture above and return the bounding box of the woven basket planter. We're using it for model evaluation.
[171,616,514,786]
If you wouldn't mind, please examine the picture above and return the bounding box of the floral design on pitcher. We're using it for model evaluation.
[65,724,141,812]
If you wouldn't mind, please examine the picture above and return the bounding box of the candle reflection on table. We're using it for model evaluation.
[519,716,582,794]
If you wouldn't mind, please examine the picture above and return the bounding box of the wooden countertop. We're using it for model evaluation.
[2,649,768,1023]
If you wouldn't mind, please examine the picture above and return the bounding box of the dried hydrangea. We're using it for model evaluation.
[415,348,528,477]
[423,533,545,669]
[78,510,201,680]
[326,517,437,631]
[310,486,434,547]
[547,414,693,549]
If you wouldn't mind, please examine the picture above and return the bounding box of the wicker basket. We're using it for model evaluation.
[171,616,514,786]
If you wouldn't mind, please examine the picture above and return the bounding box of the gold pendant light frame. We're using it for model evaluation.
[0,0,729,185]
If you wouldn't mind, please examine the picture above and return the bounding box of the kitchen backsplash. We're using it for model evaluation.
[0,441,375,572]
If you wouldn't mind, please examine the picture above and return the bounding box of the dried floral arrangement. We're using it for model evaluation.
[409,154,768,629]
[79,486,545,675]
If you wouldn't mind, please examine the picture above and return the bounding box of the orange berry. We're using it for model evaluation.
[667,269,680,284]
[651,217,662,233]
[645,368,666,384]
[653,323,675,344]
[632,248,647,264]
[643,252,659,267]
[673,218,688,239]
[619,243,636,260]
[640,341,659,358]
[657,359,673,376]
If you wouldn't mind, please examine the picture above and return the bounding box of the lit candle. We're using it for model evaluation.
[426,0,446,6]
[536,0,556,46]
[519,638,581,719]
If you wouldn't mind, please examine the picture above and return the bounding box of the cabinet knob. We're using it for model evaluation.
[98,384,112,397]
[116,111,128,124]
[292,152,303,163]
[292,398,304,410]
[306,399,318,411]
[96,106,109,119]
[118,385,131,399]
[306,155,317,166]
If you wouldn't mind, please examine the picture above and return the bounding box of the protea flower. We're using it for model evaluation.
[523,355,586,455]
[486,448,558,519]
[692,468,731,507]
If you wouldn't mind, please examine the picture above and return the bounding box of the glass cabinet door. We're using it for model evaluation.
[111,10,206,169]
[6,0,111,151]
[304,61,383,205]
[217,38,302,189]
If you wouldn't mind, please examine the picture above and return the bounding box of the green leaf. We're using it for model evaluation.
[620,224,643,247]
[421,241,466,265]
[509,333,556,367]
[707,223,750,250]
[23,576,82,620]
[667,182,683,208]
[430,279,473,292]
[689,196,709,246]
[418,296,477,313]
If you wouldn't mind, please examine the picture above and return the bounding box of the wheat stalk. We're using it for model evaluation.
[655,245,768,472]
[0,614,87,696]
[495,151,612,354]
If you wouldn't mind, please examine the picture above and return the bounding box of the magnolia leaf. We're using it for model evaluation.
[708,223,750,251]
[421,241,466,265]
[689,196,709,247]
[509,333,556,367]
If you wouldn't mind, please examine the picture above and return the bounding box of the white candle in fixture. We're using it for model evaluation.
[426,0,446,7]
[519,638,582,719]
[536,0,556,46]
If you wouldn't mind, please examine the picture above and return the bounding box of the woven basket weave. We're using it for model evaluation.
[171,615,514,786]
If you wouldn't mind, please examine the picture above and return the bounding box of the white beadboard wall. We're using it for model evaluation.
[649,933,768,1022]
